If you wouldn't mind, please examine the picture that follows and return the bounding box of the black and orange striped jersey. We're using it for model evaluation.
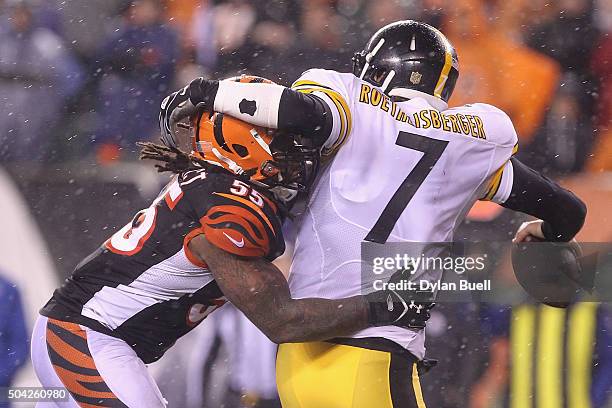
[40,167,284,363]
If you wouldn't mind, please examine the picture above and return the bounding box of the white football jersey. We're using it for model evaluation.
[288,69,518,359]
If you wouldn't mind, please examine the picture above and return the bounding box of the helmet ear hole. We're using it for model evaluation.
[232,144,248,158]
[371,67,388,84]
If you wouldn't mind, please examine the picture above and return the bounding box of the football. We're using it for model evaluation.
[512,240,588,308]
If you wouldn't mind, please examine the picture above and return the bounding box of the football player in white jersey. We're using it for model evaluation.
[160,21,586,408]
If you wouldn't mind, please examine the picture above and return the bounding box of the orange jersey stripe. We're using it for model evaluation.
[201,205,271,257]
[213,192,275,234]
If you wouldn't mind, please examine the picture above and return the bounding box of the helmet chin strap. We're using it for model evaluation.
[269,185,299,204]
[388,88,449,111]
[247,177,299,205]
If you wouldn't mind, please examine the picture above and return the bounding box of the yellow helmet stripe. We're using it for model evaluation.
[434,51,453,98]
[431,27,454,99]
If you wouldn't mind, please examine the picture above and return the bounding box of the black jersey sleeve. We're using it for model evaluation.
[501,158,587,241]
[277,89,333,147]
[187,74,340,150]
[179,169,285,260]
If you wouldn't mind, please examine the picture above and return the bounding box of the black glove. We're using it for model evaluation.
[365,274,435,329]
[159,78,219,148]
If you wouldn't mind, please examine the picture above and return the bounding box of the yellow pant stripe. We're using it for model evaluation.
[537,306,566,408]
[511,305,536,408]
[568,303,597,408]
[412,363,427,408]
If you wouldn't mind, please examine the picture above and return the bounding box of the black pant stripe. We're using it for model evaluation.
[46,345,100,377]
[47,321,92,356]
[389,354,420,408]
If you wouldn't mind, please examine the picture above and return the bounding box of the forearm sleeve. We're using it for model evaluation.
[501,158,587,241]
[277,88,333,147]
[190,78,332,147]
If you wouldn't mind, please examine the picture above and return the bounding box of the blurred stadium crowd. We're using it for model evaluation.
[0,0,611,407]
[0,0,610,172]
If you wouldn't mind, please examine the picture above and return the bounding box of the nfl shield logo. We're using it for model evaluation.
[410,71,422,85]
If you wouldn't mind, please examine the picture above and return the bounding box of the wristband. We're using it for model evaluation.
[212,80,285,128]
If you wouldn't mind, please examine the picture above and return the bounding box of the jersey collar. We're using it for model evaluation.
[388,88,449,111]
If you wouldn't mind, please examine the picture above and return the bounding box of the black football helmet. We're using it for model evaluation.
[353,20,459,109]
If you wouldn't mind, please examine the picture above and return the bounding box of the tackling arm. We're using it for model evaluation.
[188,78,333,146]
[501,158,587,241]
[188,234,368,343]
[188,233,433,343]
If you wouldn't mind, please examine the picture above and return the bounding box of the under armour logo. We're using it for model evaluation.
[409,301,423,314]
[239,99,257,116]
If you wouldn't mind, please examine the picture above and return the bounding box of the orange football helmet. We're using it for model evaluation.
[192,111,278,180]
[191,75,278,181]
[188,75,320,203]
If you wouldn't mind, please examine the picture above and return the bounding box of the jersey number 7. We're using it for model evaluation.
[365,131,448,244]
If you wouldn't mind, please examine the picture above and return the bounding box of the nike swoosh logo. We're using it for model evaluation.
[223,232,244,248]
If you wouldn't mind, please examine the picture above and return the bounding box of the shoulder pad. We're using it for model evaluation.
[447,103,518,148]
[199,181,284,259]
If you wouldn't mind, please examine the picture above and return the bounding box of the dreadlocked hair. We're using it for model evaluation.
[137,141,209,174]
[137,141,291,218]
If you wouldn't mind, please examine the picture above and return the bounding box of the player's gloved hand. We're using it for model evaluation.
[365,287,435,329]
[159,78,219,147]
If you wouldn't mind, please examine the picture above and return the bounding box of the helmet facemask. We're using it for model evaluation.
[183,109,320,206]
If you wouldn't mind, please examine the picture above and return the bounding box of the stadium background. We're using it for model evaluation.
[0,0,610,407]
